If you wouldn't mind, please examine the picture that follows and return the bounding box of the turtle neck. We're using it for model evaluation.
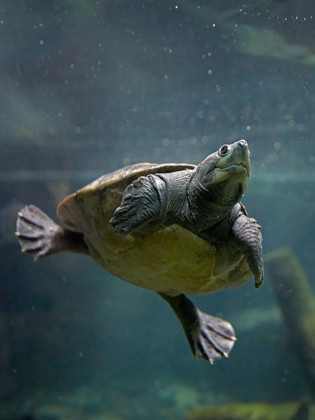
[184,171,241,233]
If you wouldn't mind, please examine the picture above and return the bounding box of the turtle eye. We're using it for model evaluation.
[219,145,229,156]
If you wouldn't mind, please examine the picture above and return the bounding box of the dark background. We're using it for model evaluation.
[0,0,315,418]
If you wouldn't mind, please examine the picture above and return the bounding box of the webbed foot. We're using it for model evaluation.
[191,309,236,363]
[110,199,140,234]
[16,205,63,261]
[159,293,236,363]
[110,174,163,234]
[230,213,264,290]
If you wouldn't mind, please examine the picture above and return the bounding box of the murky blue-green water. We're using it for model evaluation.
[1,1,315,419]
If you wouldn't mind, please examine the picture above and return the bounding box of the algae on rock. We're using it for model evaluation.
[185,399,312,420]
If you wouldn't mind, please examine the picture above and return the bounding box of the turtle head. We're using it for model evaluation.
[197,139,250,192]
[190,140,250,219]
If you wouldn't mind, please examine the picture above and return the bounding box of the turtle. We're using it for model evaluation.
[16,139,263,363]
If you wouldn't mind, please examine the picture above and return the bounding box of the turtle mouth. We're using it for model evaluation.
[218,162,250,176]
[239,162,250,176]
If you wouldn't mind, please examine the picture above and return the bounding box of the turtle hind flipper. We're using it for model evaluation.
[16,205,64,261]
[193,309,236,363]
[159,293,236,364]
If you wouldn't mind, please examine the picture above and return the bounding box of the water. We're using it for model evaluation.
[1,1,315,419]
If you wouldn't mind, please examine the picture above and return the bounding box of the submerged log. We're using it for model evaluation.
[267,247,315,392]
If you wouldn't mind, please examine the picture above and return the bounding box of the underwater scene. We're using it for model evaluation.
[1,0,315,419]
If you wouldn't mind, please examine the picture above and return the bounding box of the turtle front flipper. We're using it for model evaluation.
[230,214,264,288]
[110,174,166,234]
[159,293,236,363]
[16,205,89,260]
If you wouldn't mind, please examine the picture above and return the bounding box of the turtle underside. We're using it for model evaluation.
[57,163,252,295]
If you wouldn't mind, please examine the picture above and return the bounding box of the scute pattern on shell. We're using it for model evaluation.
[57,162,195,230]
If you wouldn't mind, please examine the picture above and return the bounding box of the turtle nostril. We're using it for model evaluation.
[238,139,248,148]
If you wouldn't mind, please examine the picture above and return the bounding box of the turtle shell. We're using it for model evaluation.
[57,163,251,295]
